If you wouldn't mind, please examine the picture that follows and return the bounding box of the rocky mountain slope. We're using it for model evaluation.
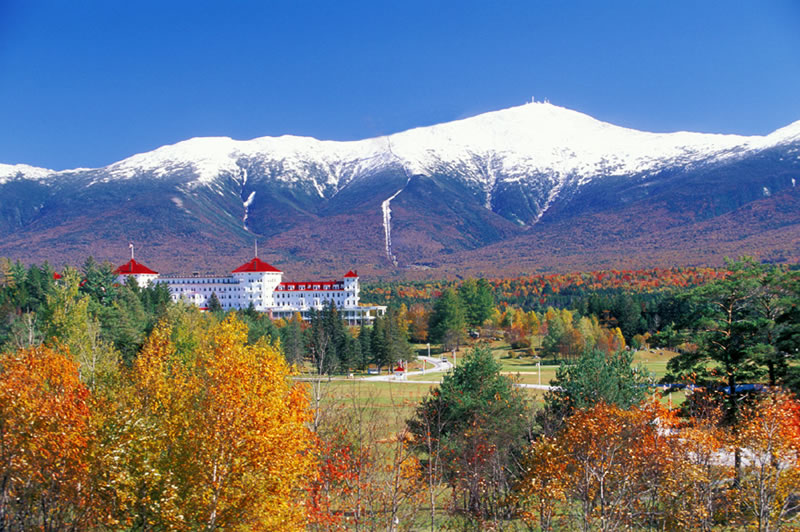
[2,101,799,278]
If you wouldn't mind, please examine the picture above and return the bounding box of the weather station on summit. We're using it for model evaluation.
[113,244,386,325]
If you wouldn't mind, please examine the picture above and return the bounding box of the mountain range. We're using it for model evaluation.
[2,101,799,279]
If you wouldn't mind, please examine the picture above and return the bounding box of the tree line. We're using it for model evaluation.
[364,266,728,341]
[1,256,799,529]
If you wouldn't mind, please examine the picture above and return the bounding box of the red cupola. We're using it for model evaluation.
[113,259,158,275]
[232,257,282,273]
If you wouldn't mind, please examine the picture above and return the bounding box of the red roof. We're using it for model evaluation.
[232,257,282,273]
[114,259,158,275]
[343,270,358,278]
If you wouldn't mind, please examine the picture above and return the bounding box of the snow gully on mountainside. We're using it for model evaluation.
[382,186,404,266]
[242,191,256,230]
[536,172,568,223]
[382,138,413,266]
[236,167,256,231]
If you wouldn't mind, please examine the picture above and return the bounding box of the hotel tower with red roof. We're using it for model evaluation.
[114,256,385,325]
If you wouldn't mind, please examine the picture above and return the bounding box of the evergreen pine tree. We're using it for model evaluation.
[279,314,305,366]
[459,278,494,328]
[207,292,223,313]
[428,288,466,350]
[359,325,372,369]
[370,317,388,371]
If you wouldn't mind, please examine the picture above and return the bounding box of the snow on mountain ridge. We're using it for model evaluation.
[102,101,787,194]
[0,163,56,184]
[389,103,761,184]
[4,103,799,193]
[104,134,397,192]
[765,119,800,144]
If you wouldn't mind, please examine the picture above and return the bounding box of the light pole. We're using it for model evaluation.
[538,361,541,386]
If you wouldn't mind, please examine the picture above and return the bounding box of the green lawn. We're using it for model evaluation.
[311,379,437,406]
[301,344,680,421]
[409,340,679,383]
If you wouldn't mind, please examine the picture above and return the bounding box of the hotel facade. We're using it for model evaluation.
[113,256,385,325]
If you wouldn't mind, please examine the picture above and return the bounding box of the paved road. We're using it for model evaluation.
[360,357,556,390]
[361,355,453,382]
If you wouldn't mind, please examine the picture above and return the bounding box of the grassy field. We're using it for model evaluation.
[408,340,679,382]
[299,343,684,529]
[299,343,691,528]
[300,342,683,429]
[314,379,437,406]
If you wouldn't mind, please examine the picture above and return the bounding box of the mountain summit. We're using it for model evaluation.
[2,102,799,277]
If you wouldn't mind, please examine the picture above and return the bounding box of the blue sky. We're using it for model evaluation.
[1,0,799,170]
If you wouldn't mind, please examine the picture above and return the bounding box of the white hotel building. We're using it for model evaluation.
[113,257,386,325]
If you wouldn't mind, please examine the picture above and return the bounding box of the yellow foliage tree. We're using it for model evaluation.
[120,315,316,530]
[515,437,568,531]
[41,267,119,390]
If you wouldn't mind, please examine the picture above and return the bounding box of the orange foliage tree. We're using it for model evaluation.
[559,402,670,531]
[735,393,800,531]
[517,394,800,531]
[307,383,425,531]
[661,405,732,531]
[0,344,98,530]
[519,401,678,531]
[514,437,568,531]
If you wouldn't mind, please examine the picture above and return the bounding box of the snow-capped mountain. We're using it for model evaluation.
[2,102,799,277]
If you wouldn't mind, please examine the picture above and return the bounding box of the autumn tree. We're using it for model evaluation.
[0,344,100,530]
[309,382,425,531]
[541,309,588,361]
[661,405,732,531]
[735,393,800,531]
[118,315,316,530]
[535,402,671,532]
[514,437,568,531]
[406,302,430,343]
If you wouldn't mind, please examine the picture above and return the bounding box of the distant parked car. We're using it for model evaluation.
[469,330,480,339]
